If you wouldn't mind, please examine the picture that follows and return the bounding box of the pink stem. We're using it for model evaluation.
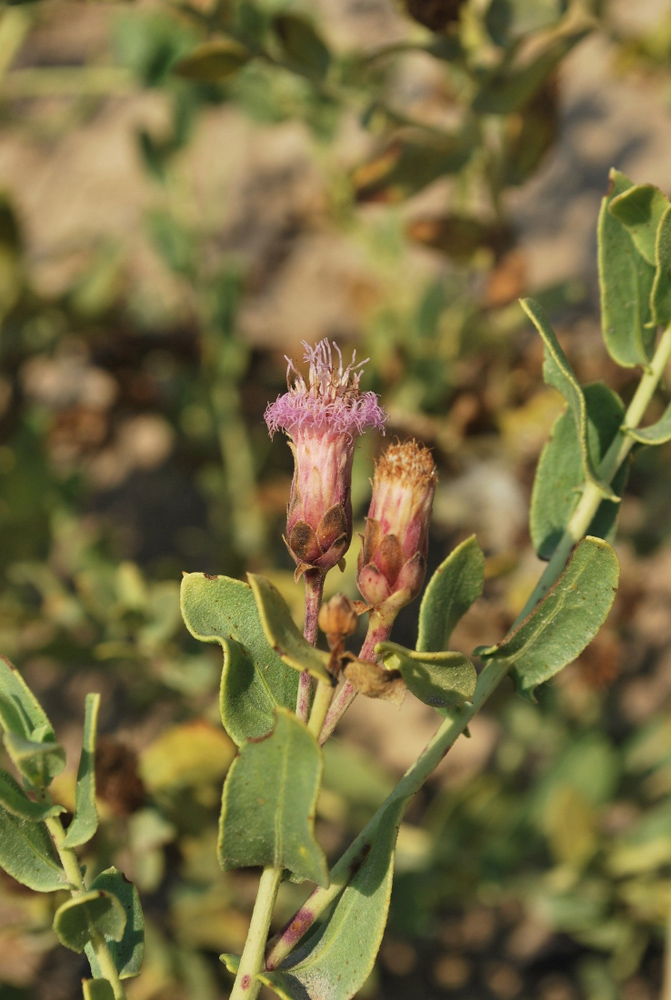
[318,614,393,745]
[296,570,324,722]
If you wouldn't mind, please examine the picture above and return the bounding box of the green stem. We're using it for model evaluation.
[266,322,671,969]
[45,815,127,1000]
[230,866,283,1000]
[307,679,334,739]
[663,886,671,1000]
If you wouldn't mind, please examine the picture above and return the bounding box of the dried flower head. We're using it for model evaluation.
[265,340,386,579]
[357,440,437,621]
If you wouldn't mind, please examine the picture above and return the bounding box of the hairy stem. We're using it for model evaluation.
[45,814,127,1000]
[297,570,324,721]
[230,867,283,1000]
[319,612,393,745]
[266,323,671,968]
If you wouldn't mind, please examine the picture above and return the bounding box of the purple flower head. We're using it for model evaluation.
[265,340,386,580]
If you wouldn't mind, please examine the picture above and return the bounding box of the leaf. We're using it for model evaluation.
[218,708,328,887]
[341,658,405,706]
[477,536,619,697]
[259,798,407,1000]
[417,535,485,653]
[85,868,144,980]
[376,642,476,711]
[63,693,100,848]
[472,27,589,114]
[0,803,66,891]
[530,383,627,560]
[273,14,330,81]
[180,572,299,745]
[140,720,234,792]
[82,980,115,1000]
[173,38,252,82]
[598,168,656,367]
[0,768,65,821]
[520,298,617,500]
[625,399,671,444]
[405,214,514,262]
[247,574,333,684]
[53,891,126,954]
[485,0,568,46]
[0,654,65,787]
[608,182,669,266]
[651,203,671,326]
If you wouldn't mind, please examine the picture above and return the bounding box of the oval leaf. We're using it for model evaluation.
[477,536,619,697]
[63,693,100,848]
[598,168,656,367]
[85,868,144,980]
[247,574,332,684]
[273,14,330,81]
[530,383,627,560]
[53,890,126,954]
[180,572,299,745]
[520,298,617,501]
[0,768,65,821]
[218,708,328,887]
[260,798,406,1000]
[417,535,484,653]
[0,803,66,892]
[173,38,252,82]
[651,203,671,326]
[0,655,65,787]
[609,182,669,266]
[376,642,477,711]
[625,399,671,444]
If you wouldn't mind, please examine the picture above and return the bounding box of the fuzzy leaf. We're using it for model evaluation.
[417,536,485,653]
[0,655,65,787]
[259,798,406,1000]
[85,868,144,980]
[376,642,476,711]
[521,298,617,500]
[531,383,627,560]
[219,708,328,887]
[609,182,669,266]
[273,14,330,81]
[247,574,333,684]
[173,38,252,81]
[180,572,299,745]
[0,768,65,821]
[598,168,656,367]
[651,203,671,326]
[625,400,671,444]
[477,537,619,697]
[82,980,115,1000]
[0,804,66,891]
[63,693,100,848]
[53,891,126,954]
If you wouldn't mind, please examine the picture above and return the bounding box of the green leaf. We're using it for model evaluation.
[0,804,66,891]
[85,868,144,980]
[173,38,252,82]
[53,891,126,954]
[417,535,485,653]
[180,572,299,745]
[218,708,328,887]
[247,574,333,684]
[625,400,671,444]
[82,980,115,1000]
[63,693,100,848]
[0,768,65,821]
[0,654,65,787]
[608,182,669,266]
[259,798,406,1000]
[530,383,627,560]
[273,14,330,81]
[651,203,671,325]
[485,0,568,46]
[598,168,656,367]
[477,536,619,697]
[376,642,477,711]
[520,298,618,500]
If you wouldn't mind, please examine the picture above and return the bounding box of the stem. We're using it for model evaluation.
[230,867,283,1000]
[45,815,127,1000]
[307,679,335,739]
[663,887,671,1000]
[296,570,324,722]
[266,323,671,969]
[266,657,509,970]
[319,612,393,745]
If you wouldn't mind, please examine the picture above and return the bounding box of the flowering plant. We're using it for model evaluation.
[1,170,671,999]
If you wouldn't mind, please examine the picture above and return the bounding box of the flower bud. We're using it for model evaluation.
[357,440,437,620]
[265,340,386,579]
[318,594,359,648]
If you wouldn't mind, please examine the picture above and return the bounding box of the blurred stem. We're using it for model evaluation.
[318,611,393,744]
[1,66,134,97]
[663,890,671,1000]
[230,866,283,1000]
[0,8,32,82]
[297,570,324,721]
[266,323,671,969]
[45,813,127,1000]
[308,679,334,738]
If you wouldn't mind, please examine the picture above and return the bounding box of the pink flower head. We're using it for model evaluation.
[265,340,386,579]
[357,440,437,621]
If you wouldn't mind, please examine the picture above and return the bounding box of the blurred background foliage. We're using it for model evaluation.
[1,0,671,997]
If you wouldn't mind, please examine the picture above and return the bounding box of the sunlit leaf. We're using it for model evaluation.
[53,891,126,954]
[0,768,65,821]
[174,38,252,82]
[82,980,115,1000]
[0,655,65,787]
[273,14,331,81]
[63,693,100,848]
[377,642,477,710]
[85,868,144,980]
[417,535,485,653]
[609,182,669,266]
[0,803,66,892]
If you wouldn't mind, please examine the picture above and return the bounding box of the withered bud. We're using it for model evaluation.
[357,440,437,623]
[318,593,359,647]
[342,657,405,706]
